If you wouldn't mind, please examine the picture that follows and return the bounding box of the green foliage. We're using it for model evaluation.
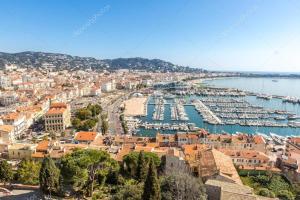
[161,172,207,200]
[122,151,161,179]
[0,160,13,185]
[241,173,295,199]
[257,188,275,198]
[136,151,148,182]
[39,157,60,195]
[72,104,102,131]
[76,108,92,120]
[60,149,116,197]
[268,175,291,194]
[277,190,295,200]
[72,118,81,128]
[120,114,128,134]
[142,159,161,200]
[112,179,143,200]
[17,160,41,185]
[101,120,109,135]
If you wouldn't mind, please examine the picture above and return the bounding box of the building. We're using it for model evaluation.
[182,144,242,184]
[202,133,267,153]
[0,93,18,106]
[1,112,26,138]
[8,143,37,159]
[219,149,270,167]
[205,179,259,200]
[0,76,11,88]
[0,125,15,144]
[74,131,100,144]
[44,102,71,132]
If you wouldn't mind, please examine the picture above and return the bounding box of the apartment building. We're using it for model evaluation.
[202,133,267,153]
[44,102,71,132]
[0,112,26,138]
[219,149,270,167]
[0,125,15,144]
[0,93,18,106]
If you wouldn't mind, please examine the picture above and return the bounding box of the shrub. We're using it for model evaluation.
[277,190,295,200]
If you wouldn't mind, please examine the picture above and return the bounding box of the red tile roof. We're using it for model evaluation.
[75,132,98,141]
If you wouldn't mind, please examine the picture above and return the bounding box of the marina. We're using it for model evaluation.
[170,99,189,121]
[134,91,300,136]
[120,77,300,137]
[152,97,165,121]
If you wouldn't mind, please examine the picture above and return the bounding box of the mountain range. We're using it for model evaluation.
[0,51,205,73]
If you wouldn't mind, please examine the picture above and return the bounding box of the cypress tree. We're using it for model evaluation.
[142,159,161,200]
[39,156,60,195]
[136,151,148,181]
[0,160,13,185]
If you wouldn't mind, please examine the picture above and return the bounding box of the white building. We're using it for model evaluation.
[0,76,11,88]
[0,93,18,106]
[1,112,26,138]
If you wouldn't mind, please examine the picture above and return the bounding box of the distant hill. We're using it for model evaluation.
[0,51,204,73]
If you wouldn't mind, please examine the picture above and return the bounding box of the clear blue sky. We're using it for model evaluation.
[1,0,300,72]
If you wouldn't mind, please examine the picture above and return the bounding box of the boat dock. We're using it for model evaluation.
[152,98,165,121]
[192,99,223,125]
[170,99,189,121]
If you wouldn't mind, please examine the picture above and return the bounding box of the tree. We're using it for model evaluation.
[72,118,81,129]
[122,152,161,179]
[142,159,161,200]
[277,190,295,200]
[60,149,114,197]
[268,175,291,193]
[112,179,143,200]
[101,120,109,135]
[39,157,60,195]
[76,108,92,120]
[17,160,41,185]
[160,172,207,200]
[257,188,275,198]
[0,160,13,185]
[136,151,148,182]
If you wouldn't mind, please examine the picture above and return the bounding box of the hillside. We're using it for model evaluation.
[0,51,204,73]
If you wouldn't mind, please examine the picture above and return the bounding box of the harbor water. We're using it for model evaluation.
[137,77,300,137]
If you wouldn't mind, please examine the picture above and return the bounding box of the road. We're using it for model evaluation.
[98,92,133,135]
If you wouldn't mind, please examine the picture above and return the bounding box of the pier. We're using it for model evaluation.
[192,99,223,125]
[170,99,189,121]
[152,98,165,121]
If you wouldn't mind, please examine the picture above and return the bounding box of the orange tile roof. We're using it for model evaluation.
[0,125,14,133]
[253,135,265,144]
[115,145,133,161]
[134,145,153,152]
[46,108,66,115]
[219,149,269,161]
[36,140,49,152]
[75,132,98,141]
[50,102,68,109]
[1,112,21,121]
[290,137,300,144]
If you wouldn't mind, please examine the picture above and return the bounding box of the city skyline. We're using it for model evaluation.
[1,0,300,72]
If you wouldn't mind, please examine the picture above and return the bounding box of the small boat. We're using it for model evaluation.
[272,80,278,82]
[274,116,286,121]
[288,115,300,120]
